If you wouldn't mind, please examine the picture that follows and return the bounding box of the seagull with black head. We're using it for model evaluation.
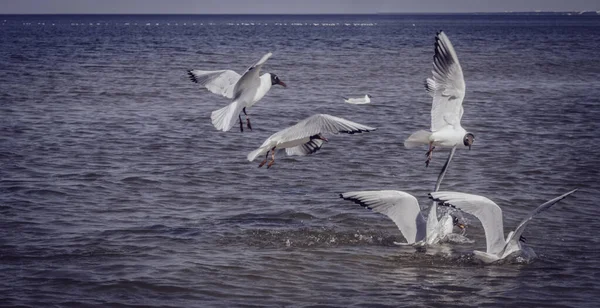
[404,31,474,167]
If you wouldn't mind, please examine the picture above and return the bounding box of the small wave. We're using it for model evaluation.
[223,210,317,226]
[23,188,68,197]
[219,227,399,249]
[9,54,30,61]
[120,176,162,185]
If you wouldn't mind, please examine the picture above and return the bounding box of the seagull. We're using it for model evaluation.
[430,189,578,263]
[404,31,474,167]
[343,94,372,105]
[340,190,466,246]
[187,52,287,132]
[247,114,375,168]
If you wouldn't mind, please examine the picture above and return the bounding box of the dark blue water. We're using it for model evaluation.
[1,14,599,307]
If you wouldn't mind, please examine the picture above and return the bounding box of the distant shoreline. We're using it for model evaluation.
[0,12,599,16]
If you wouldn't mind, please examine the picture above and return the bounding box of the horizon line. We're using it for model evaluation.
[0,11,599,16]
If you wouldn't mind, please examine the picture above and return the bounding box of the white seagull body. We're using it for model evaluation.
[430,189,578,263]
[404,31,474,166]
[187,52,286,132]
[247,114,375,168]
[340,190,464,246]
[343,94,372,105]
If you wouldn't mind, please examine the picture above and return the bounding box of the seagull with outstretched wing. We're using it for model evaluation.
[340,190,466,246]
[430,189,578,263]
[187,52,286,132]
[404,31,474,167]
[247,114,375,168]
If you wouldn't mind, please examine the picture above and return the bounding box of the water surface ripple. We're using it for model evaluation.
[1,14,599,307]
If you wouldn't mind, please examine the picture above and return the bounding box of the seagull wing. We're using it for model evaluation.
[430,31,466,132]
[277,114,375,153]
[187,70,241,99]
[424,78,436,98]
[285,139,325,156]
[277,114,375,141]
[233,52,272,100]
[430,191,505,255]
[508,189,578,244]
[340,190,427,244]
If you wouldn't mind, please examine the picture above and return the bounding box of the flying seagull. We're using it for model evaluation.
[187,52,286,132]
[247,114,375,168]
[404,31,474,167]
[430,189,578,263]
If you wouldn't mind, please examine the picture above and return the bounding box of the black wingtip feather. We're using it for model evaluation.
[340,195,373,211]
[340,128,375,135]
[432,30,455,78]
[424,78,435,93]
[428,194,457,209]
[299,138,324,156]
[187,70,198,83]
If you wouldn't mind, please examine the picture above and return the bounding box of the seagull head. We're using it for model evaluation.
[310,134,328,142]
[270,73,287,88]
[463,133,475,150]
[366,94,373,98]
[452,215,466,231]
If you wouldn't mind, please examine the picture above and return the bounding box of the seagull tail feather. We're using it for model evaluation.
[247,146,270,162]
[404,130,431,149]
[211,101,245,132]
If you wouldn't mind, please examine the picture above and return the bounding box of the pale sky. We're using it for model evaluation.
[1,0,599,14]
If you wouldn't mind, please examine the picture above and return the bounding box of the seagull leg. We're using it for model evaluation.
[239,114,244,132]
[258,150,270,168]
[267,147,276,168]
[243,107,252,130]
[425,142,435,167]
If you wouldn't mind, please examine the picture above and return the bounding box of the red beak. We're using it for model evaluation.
[277,80,287,88]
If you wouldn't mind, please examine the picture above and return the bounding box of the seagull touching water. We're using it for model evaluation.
[187,52,287,132]
[247,114,375,168]
[404,31,474,167]
[430,189,578,263]
[340,190,466,246]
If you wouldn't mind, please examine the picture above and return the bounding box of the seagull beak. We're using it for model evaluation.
[277,80,287,88]
[320,136,329,142]
[457,223,465,230]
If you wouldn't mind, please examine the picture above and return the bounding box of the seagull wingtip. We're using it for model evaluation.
[187,70,198,83]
